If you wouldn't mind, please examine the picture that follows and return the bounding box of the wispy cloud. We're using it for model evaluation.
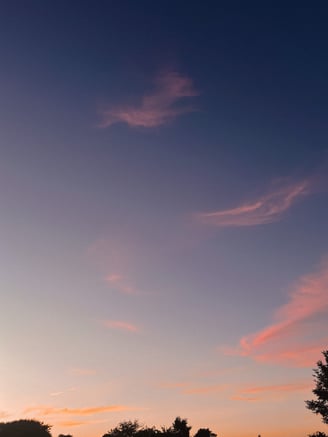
[24,405,130,417]
[99,70,198,128]
[0,411,10,419]
[160,382,226,395]
[50,391,65,397]
[230,395,259,401]
[231,381,311,401]
[101,319,139,332]
[225,259,328,366]
[105,273,138,295]
[70,368,96,376]
[50,387,77,397]
[57,420,88,427]
[57,418,111,428]
[240,382,311,394]
[183,384,226,395]
[196,179,310,227]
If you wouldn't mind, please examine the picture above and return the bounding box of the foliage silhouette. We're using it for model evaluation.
[194,428,217,437]
[306,350,328,424]
[103,420,142,437]
[103,419,197,437]
[171,418,191,437]
[0,417,216,437]
[307,432,328,437]
[0,420,52,437]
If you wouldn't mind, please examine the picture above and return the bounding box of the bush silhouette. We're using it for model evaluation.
[0,420,52,437]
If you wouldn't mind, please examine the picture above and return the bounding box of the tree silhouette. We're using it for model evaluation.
[306,350,328,424]
[0,420,52,437]
[194,428,217,437]
[171,417,191,437]
[103,421,141,437]
[136,427,159,437]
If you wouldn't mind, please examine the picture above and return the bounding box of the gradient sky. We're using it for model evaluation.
[1,2,328,437]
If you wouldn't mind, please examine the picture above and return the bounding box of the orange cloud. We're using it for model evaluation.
[99,70,198,128]
[102,319,139,332]
[225,259,328,366]
[24,405,130,416]
[57,421,88,427]
[196,179,310,227]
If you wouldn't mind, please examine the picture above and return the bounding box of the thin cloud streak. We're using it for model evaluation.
[231,395,259,401]
[183,384,226,395]
[57,421,88,427]
[225,259,328,366]
[196,180,310,227]
[99,71,198,128]
[231,381,311,402]
[50,387,77,397]
[24,405,130,416]
[102,319,139,332]
[241,382,311,394]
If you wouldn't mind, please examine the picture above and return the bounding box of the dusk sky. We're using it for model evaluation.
[1,2,328,437]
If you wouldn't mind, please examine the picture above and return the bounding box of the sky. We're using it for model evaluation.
[1,2,328,437]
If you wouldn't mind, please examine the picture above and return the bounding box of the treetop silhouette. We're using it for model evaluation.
[0,419,51,437]
[306,350,328,425]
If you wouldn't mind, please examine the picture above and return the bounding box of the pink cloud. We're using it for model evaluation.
[225,259,328,366]
[99,70,198,128]
[101,319,139,332]
[105,273,138,295]
[196,179,310,227]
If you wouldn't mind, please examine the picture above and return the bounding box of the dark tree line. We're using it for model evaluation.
[0,417,216,437]
[102,417,216,437]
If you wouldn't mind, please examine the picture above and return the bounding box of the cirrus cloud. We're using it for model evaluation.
[224,259,328,366]
[101,319,139,332]
[99,70,198,128]
[195,179,310,227]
